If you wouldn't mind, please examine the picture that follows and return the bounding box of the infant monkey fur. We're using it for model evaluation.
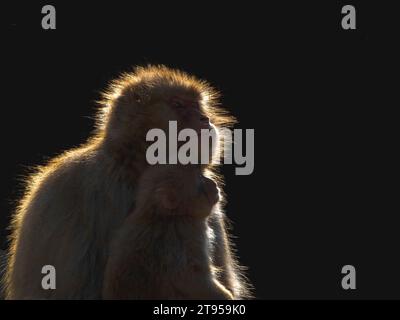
[103,164,233,299]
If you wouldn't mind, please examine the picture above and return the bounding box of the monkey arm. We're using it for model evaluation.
[103,209,234,300]
[208,209,251,299]
[102,214,148,299]
[174,271,234,300]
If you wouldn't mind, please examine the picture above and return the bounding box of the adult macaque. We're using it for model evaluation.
[4,66,251,299]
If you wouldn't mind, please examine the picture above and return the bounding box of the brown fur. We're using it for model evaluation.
[0,249,6,299]
[103,165,233,299]
[3,65,252,299]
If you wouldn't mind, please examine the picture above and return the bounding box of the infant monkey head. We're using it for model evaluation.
[137,165,220,219]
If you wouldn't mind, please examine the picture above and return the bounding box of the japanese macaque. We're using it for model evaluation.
[103,165,233,299]
[3,65,251,299]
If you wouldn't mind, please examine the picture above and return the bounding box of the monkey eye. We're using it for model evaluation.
[171,100,185,109]
[132,93,141,103]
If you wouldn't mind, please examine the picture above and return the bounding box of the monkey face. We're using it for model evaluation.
[101,66,236,171]
[166,95,211,133]
[150,167,219,218]
[177,171,220,218]
[141,90,217,166]
[144,91,212,134]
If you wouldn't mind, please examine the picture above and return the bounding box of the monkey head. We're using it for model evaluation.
[161,167,220,218]
[96,65,235,169]
[136,165,220,220]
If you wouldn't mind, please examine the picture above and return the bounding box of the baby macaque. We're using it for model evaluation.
[103,164,233,299]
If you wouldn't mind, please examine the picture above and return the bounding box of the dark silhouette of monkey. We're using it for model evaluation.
[3,65,252,299]
[103,164,233,299]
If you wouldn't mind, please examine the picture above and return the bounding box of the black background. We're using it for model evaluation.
[0,1,398,299]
